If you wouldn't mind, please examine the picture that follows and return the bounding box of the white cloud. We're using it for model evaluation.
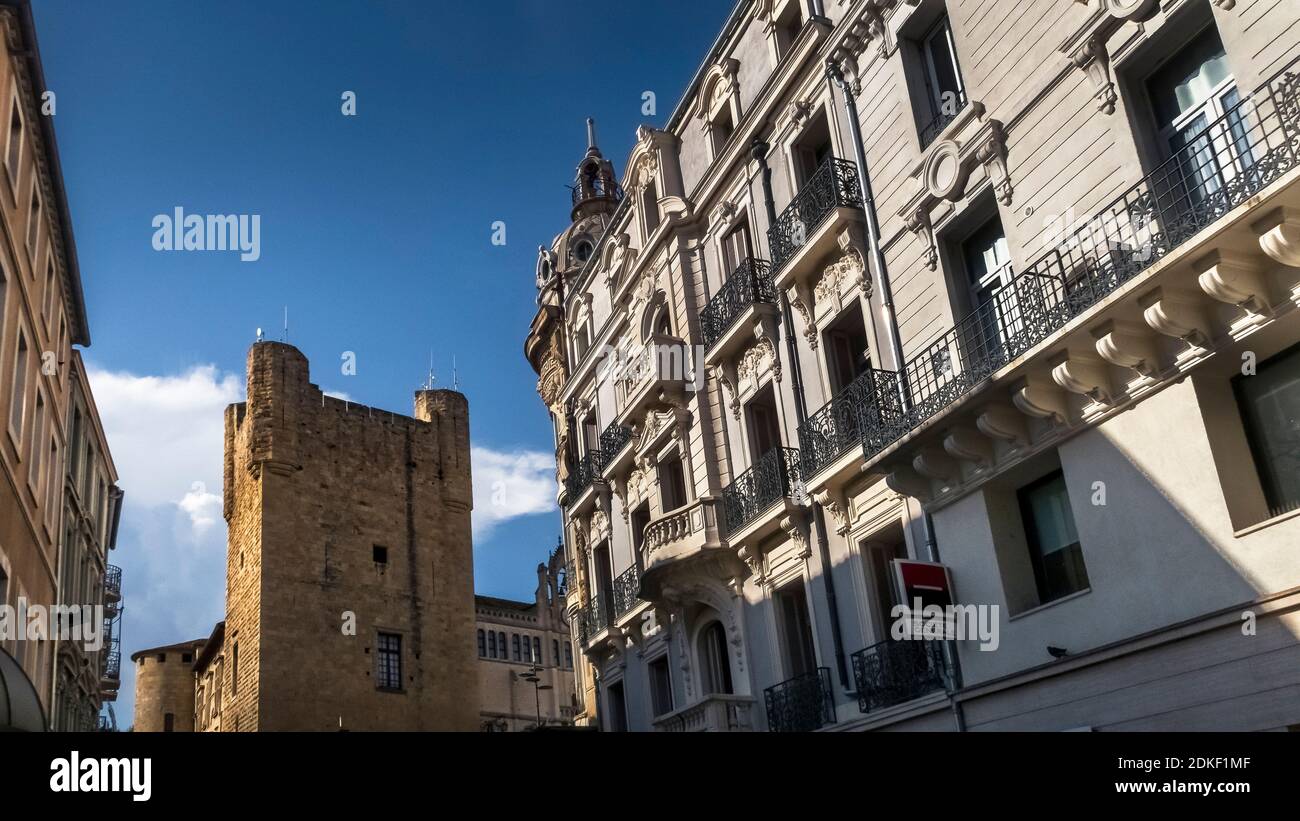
[85,362,240,729]
[470,446,557,538]
[86,364,242,510]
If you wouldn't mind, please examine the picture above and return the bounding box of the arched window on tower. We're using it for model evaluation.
[477,629,486,657]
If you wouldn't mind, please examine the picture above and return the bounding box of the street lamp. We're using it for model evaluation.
[517,664,553,730]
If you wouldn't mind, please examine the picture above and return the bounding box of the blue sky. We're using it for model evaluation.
[31,0,730,725]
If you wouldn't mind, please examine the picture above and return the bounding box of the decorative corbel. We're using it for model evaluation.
[780,514,811,560]
[1068,33,1117,115]
[1011,372,1069,425]
[976,403,1030,453]
[1091,319,1160,380]
[813,487,850,535]
[790,287,818,350]
[1050,350,1113,406]
[976,120,1013,205]
[906,204,938,271]
[1252,207,1300,268]
[884,463,932,502]
[711,363,741,421]
[1138,287,1213,355]
[1195,250,1271,317]
[942,426,994,473]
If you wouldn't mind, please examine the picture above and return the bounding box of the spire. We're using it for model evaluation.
[585,117,601,158]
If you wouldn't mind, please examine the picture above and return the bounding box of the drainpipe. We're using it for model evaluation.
[826,60,908,414]
[750,137,850,691]
[827,61,966,731]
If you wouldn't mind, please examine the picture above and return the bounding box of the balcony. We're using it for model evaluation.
[767,157,864,284]
[576,596,610,647]
[612,334,696,426]
[598,422,634,477]
[919,88,969,150]
[563,450,605,509]
[721,446,802,538]
[103,564,122,605]
[763,667,834,732]
[701,258,778,361]
[855,55,1300,474]
[638,497,734,602]
[798,368,903,484]
[851,639,949,714]
[611,564,642,620]
[653,694,756,732]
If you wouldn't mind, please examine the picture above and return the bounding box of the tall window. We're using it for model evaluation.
[776,583,817,679]
[6,95,21,184]
[648,655,674,717]
[164,713,175,733]
[533,637,542,665]
[699,621,733,695]
[917,15,967,146]
[658,454,688,513]
[720,220,753,275]
[477,629,486,658]
[498,632,506,659]
[1234,344,1300,518]
[606,681,628,732]
[1147,26,1251,208]
[960,216,1013,365]
[745,385,782,461]
[376,632,402,690]
[553,638,561,667]
[27,391,43,488]
[512,633,521,662]
[231,641,239,695]
[10,329,28,436]
[1018,471,1089,604]
[641,180,660,237]
[26,184,39,257]
[564,642,573,669]
[488,630,497,659]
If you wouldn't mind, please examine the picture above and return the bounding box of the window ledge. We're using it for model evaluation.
[1233,506,1300,538]
[1007,587,1092,622]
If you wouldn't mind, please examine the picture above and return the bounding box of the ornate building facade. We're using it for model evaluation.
[526,0,1300,731]
[0,0,122,731]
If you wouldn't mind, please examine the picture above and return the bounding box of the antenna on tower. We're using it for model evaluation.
[452,355,459,390]
[422,349,435,391]
[282,306,289,342]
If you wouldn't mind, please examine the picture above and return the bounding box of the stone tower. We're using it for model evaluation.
[220,341,477,731]
[130,640,206,732]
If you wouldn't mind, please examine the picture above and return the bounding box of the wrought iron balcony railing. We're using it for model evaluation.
[103,564,122,601]
[799,367,903,478]
[599,422,633,460]
[721,446,802,536]
[563,450,605,506]
[571,176,624,207]
[919,88,969,149]
[701,258,777,350]
[764,667,834,732]
[611,564,641,617]
[577,596,609,645]
[857,55,1300,467]
[768,158,864,274]
[851,639,949,714]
